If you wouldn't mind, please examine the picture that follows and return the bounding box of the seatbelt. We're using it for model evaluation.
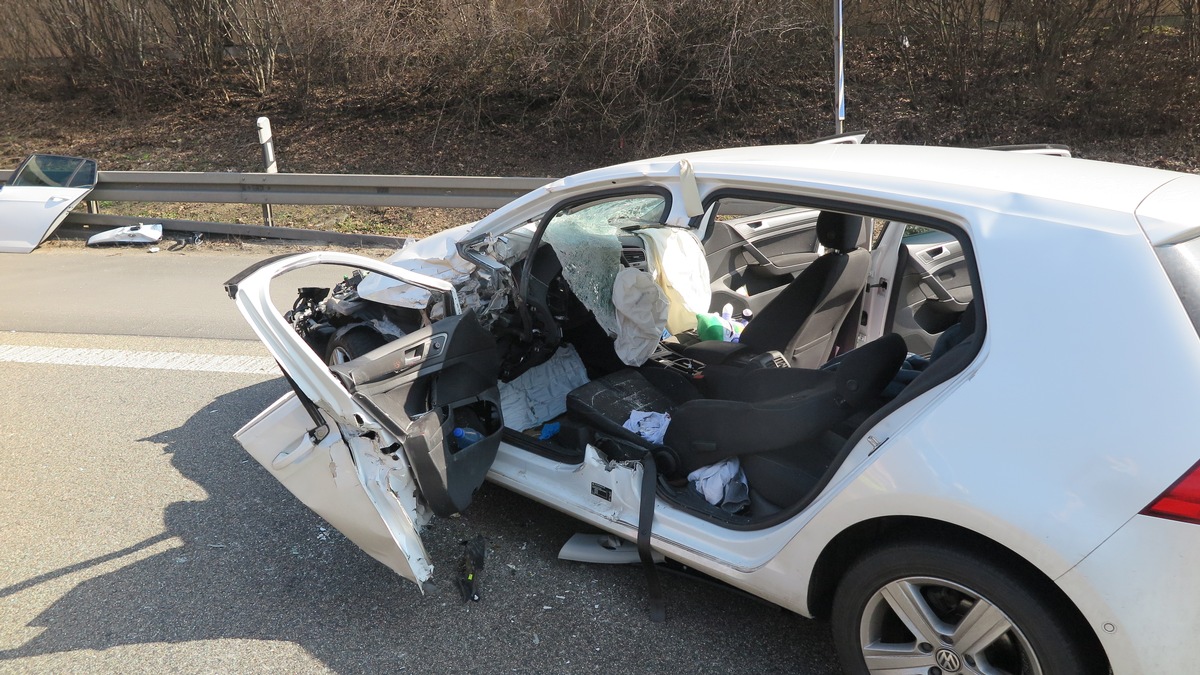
[277,363,330,443]
[638,450,666,622]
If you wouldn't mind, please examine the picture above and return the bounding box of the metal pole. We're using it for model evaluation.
[834,0,845,135]
[256,116,277,226]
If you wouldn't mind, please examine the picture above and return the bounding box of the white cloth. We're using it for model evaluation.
[498,345,590,432]
[611,267,669,366]
[687,458,749,508]
[622,410,671,445]
[636,227,711,334]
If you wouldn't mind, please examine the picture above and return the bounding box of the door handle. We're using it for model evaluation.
[271,437,316,470]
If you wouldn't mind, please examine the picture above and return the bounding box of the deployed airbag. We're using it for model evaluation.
[499,344,590,432]
[637,228,711,334]
[612,267,669,366]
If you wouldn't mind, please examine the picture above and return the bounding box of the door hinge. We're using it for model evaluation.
[867,278,888,291]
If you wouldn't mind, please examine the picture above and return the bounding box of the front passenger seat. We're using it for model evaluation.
[685,211,870,369]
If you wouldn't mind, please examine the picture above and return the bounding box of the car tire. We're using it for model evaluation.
[830,541,1105,675]
[325,327,387,366]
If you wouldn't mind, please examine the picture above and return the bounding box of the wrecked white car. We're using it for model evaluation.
[226,141,1200,674]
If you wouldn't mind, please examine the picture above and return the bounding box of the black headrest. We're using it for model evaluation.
[816,211,864,252]
[834,333,907,409]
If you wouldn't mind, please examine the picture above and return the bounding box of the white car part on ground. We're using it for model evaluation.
[86,223,163,246]
[0,186,93,254]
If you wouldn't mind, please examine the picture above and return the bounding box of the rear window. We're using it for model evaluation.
[1156,237,1200,335]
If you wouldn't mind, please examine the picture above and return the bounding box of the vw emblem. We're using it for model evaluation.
[935,648,963,672]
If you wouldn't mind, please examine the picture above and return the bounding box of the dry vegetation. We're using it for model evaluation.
[1,0,1198,235]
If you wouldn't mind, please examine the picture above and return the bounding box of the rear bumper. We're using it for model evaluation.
[1057,514,1200,674]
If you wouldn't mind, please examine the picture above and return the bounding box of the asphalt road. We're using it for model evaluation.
[0,244,841,673]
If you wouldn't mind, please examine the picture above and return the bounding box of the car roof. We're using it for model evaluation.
[587,144,1182,231]
[472,143,1190,242]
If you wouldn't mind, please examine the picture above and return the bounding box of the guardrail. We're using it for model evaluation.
[0,168,555,246]
[1,169,551,208]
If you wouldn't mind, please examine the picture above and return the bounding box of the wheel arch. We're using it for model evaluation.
[805,515,1109,667]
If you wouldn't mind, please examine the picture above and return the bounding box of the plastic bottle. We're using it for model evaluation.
[453,427,484,449]
[721,303,734,321]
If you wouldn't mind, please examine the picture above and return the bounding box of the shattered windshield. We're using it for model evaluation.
[542,195,666,335]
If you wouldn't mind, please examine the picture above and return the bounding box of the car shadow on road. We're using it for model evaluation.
[0,379,841,673]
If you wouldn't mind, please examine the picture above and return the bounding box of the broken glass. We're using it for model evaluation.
[542,196,665,335]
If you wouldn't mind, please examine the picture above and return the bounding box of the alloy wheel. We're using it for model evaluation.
[858,575,1041,675]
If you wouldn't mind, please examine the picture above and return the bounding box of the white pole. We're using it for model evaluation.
[834,0,845,135]
[256,116,277,226]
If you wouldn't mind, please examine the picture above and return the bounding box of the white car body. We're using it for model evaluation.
[227,143,1200,674]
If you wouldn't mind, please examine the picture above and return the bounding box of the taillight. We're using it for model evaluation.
[1141,460,1200,524]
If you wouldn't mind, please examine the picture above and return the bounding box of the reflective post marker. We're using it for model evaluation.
[256,116,277,226]
[833,0,845,135]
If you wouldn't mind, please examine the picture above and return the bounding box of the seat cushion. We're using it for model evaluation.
[565,368,700,449]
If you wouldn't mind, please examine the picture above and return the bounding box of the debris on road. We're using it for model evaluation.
[87,223,163,246]
[455,536,487,602]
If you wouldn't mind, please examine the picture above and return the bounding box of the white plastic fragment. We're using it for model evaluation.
[498,344,590,431]
[87,223,163,246]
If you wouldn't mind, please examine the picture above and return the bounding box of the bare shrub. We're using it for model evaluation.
[0,2,53,87]
[33,0,169,98]
[398,0,828,145]
[879,0,1018,104]
[217,0,283,95]
[1181,0,1200,60]
[158,0,225,90]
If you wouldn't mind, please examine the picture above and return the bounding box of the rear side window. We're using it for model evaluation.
[10,155,97,189]
[1156,237,1200,336]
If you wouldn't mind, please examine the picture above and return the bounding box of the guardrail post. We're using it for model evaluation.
[256,116,277,226]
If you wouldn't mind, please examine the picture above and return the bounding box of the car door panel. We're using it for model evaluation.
[331,309,503,517]
[226,251,496,586]
[704,208,821,315]
[0,154,97,254]
[891,232,973,354]
[235,391,433,585]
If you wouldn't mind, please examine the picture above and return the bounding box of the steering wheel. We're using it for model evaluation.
[498,243,564,380]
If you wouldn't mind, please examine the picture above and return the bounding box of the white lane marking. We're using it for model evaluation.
[0,344,278,374]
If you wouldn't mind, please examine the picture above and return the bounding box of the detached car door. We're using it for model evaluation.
[225,251,503,587]
[0,154,97,253]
